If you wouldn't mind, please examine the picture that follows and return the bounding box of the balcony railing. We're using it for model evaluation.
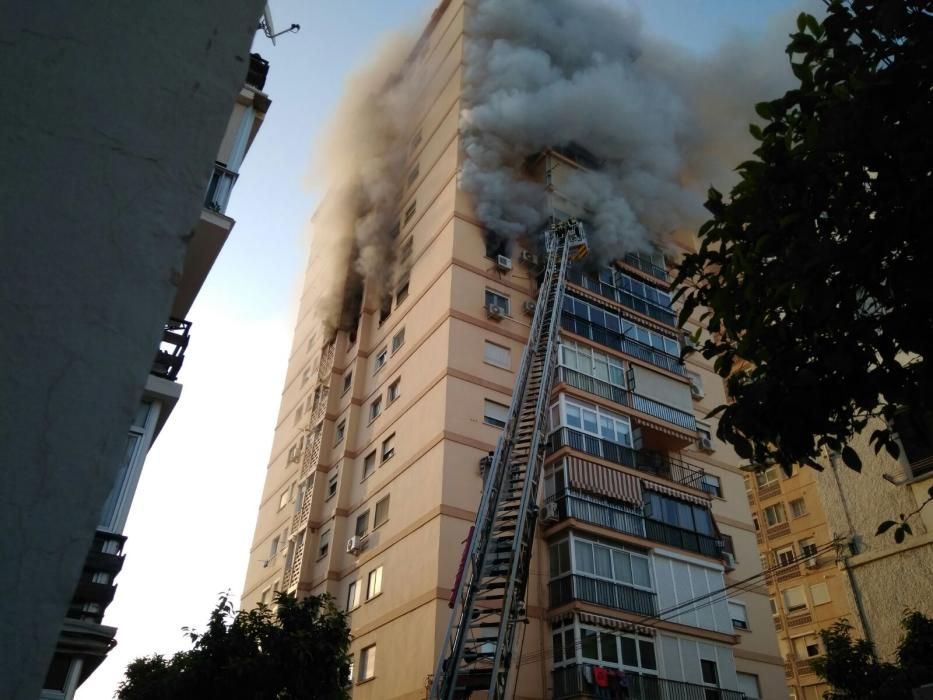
[557,366,697,432]
[561,313,685,376]
[549,574,657,617]
[624,252,668,281]
[547,427,705,489]
[568,269,676,326]
[151,317,191,381]
[547,490,724,559]
[67,530,126,625]
[204,162,239,214]
[553,665,746,700]
[246,52,269,90]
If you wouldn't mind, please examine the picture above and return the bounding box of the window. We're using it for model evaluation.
[385,378,400,404]
[381,434,396,461]
[293,402,304,425]
[342,371,352,394]
[374,496,390,528]
[789,497,807,518]
[736,672,761,700]
[720,534,735,558]
[369,396,382,422]
[346,580,361,611]
[260,587,271,605]
[392,328,405,352]
[327,472,338,499]
[359,644,376,681]
[484,399,509,428]
[485,289,510,315]
[570,537,652,590]
[367,566,383,599]
[892,408,933,477]
[728,600,749,630]
[399,237,413,262]
[301,364,312,387]
[362,451,376,481]
[335,419,346,445]
[278,489,290,510]
[776,546,796,566]
[793,634,821,658]
[318,529,331,558]
[769,597,778,615]
[755,466,780,488]
[687,369,704,397]
[559,339,624,387]
[404,201,416,224]
[484,341,511,369]
[355,511,369,537]
[810,581,831,606]
[374,347,388,373]
[395,278,409,304]
[269,536,280,559]
[799,537,818,559]
[553,396,633,447]
[701,474,722,498]
[407,163,419,186]
[700,659,719,686]
[563,295,680,356]
[697,422,713,442]
[378,298,391,325]
[782,585,807,612]
[644,491,714,536]
[763,502,786,527]
[554,623,657,672]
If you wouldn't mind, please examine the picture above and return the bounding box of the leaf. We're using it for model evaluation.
[754,101,773,120]
[876,520,896,535]
[894,527,905,544]
[841,446,862,472]
[796,12,807,32]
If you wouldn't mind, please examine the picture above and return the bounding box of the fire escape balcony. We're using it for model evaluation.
[547,427,705,489]
[549,573,657,617]
[552,665,745,700]
[560,313,685,376]
[151,317,191,381]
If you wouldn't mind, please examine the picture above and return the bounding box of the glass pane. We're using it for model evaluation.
[581,629,599,660]
[601,633,619,663]
[558,541,571,574]
[561,344,576,370]
[599,415,615,440]
[565,404,581,429]
[582,409,598,434]
[615,551,632,584]
[639,640,657,670]
[593,356,609,382]
[564,630,575,661]
[677,502,694,530]
[620,636,638,666]
[693,506,713,535]
[549,544,560,578]
[664,337,680,355]
[632,555,651,588]
[609,364,625,387]
[576,541,595,574]
[605,314,621,333]
[552,633,563,663]
[615,419,632,447]
[594,545,612,578]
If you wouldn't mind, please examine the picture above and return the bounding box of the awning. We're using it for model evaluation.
[566,456,643,506]
[549,610,655,637]
[642,479,710,506]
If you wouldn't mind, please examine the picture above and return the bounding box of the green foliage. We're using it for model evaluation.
[117,593,352,700]
[674,0,933,473]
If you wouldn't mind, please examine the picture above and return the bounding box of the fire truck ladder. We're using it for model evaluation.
[429,220,587,700]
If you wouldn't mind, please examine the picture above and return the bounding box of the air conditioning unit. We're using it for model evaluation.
[496,255,513,272]
[722,551,736,569]
[698,436,715,453]
[683,331,698,349]
[541,501,560,524]
[486,304,505,320]
[346,536,364,555]
[522,300,536,315]
[519,250,538,266]
[690,382,705,400]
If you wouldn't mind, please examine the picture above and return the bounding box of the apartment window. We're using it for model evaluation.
[696,422,713,443]
[399,237,413,262]
[484,341,511,369]
[327,472,338,499]
[381,434,396,462]
[407,163,419,186]
[563,295,680,356]
[335,419,346,445]
[793,634,821,658]
[378,298,392,325]
[392,327,405,353]
[355,511,369,537]
[560,339,624,387]
[644,490,715,536]
[721,534,735,558]
[278,488,290,510]
[485,231,511,259]
[484,399,509,428]
[755,466,780,488]
[318,529,331,558]
[362,451,376,481]
[359,644,376,682]
[342,371,352,394]
[810,581,831,606]
[700,659,719,686]
[687,369,704,397]
[736,672,761,700]
[346,580,361,611]
[395,278,409,305]
[763,502,786,527]
[301,364,312,387]
[769,597,778,615]
[374,495,390,528]
[570,537,652,590]
[260,587,271,605]
[485,289,510,315]
[782,585,808,612]
[269,536,280,560]
[799,537,818,559]
[404,201,416,225]
[551,395,633,447]
[776,546,796,566]
[369,396,382,422]
[374,347,388,373]
[892,408,933,478]
[367,566,383,599]
[753,517,759,531]
[387,377,401,404]
[700,474,722,498]
[789,497,807,518]
[728,600,749,630]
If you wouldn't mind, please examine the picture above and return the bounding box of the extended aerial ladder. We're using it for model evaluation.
[429,220,588,700]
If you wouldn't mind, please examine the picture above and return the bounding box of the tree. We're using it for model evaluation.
[812,611,933,699]
[117,593,352,700]
[674,1,933,477]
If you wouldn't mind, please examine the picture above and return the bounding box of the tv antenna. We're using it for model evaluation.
[258,4,300,45]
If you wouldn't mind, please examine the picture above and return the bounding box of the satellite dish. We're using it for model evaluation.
[262,3,277,45]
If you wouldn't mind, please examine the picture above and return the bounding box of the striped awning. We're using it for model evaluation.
[549,610,655,637]
[642,479,710,506]
[566,456,642,506]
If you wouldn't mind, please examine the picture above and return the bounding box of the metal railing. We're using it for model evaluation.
[557,366,697,432]
[151,318,191,381]
[624,253,669,281]
[549,574,657,617]
[204,162,239,214]
[553,665,746,700]
[644,518,723,559]
[547,428,705,488]
[246,52,269,90]
[568,269,676,326]
[561,313,685,376]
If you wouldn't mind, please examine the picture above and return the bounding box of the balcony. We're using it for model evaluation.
[547,427,705,489]
[66,531,126,625]
[550,574,657,617]
[623,253,668,282]
[561,313,684,376]
[204,162,239,214]
[557,366,696,432]
[547,490,724,559]
[151,318,191,381]
[553,665,745,700]
[568,269,676,326]
[246,52,269,90]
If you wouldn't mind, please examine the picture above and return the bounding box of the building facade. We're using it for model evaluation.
[242,2,784,698]
[40,55,270,700]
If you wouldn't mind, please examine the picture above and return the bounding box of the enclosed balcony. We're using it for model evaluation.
[151,318,191,381]
[550,574,657,617]
[567,268,676,327]
[623,252,668,282]
[561,313,684,376]
[553,665,745,700]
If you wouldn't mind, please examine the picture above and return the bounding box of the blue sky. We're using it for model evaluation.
[77,1,811,697]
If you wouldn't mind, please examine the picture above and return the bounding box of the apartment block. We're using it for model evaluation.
[41,55,270,700]
[243,2,783,698]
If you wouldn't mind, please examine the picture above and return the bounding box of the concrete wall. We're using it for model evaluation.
[0,3,263,697]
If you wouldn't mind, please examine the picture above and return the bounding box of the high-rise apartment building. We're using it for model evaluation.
[40,55,270,700]
[243,2,784,698]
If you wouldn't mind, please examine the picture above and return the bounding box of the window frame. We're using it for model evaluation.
[358,644,376,682]
[346,580,361,611]
[387,377,401,404]
[342,371,352,394]
[374,347,388,373]
[355,511,369,537]
[483,340,512,369]
[381,434,396,462]
[326,472,338,500]
[366,565,383,600]
[391,327,405,353]
[335,419,346,445]
[789,497,807,518]
[318,528,331,559]
[483,399,510,428]
[362,451,377,481]
[374,495,390,528]
[484,288,511,316]
[369,396,382,422]
[701,474,723,498]
[764,502,787,527]
[728,600,749,630]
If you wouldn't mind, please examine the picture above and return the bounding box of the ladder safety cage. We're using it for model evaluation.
[429,220,587,700]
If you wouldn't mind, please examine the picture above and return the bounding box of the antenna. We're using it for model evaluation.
[258,3,300,45]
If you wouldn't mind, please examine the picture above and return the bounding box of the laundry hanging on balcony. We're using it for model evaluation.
[565,456,642,506]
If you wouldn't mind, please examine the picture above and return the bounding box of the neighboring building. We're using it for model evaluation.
[40,54,270,700]
[242,2,784,698]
